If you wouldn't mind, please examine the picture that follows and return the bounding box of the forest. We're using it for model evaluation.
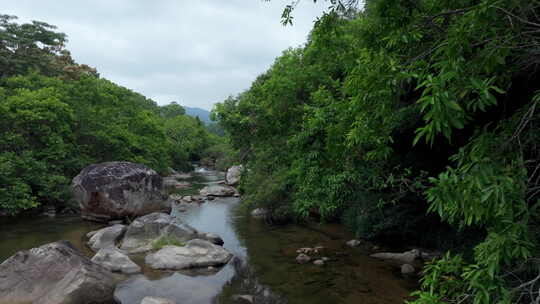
[212,0,540,303]
[0,15,227,216]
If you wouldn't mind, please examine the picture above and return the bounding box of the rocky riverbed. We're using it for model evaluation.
[0,166,416,304]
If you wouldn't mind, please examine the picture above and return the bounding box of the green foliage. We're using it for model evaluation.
[0,17,228,216]
[152,236,185,250]
[215,0,540,302]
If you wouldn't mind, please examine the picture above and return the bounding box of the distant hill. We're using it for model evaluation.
[183,106,211,124]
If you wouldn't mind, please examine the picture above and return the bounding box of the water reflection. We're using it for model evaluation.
[0,169,414,304]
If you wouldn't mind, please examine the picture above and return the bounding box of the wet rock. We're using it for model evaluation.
[296,246,324,255]
[120,212,223,253]
[232,294,254,303]
[87,224,126,252]
[226,165,243,186]
[72,161,170,222]
[204,232,225,246]
[313,259,324,266]
[199,185,237,197]
[346,239,361,247]
[141,297,176,304]
[145,239,233,270]
[251,208,268,218]
[296,253,311,264]
[370,249,420,264]
[401,264,415,275]
[91,247,141,274]
[207,196,215,201]
[0,240,115,304]
[225,165,243,186]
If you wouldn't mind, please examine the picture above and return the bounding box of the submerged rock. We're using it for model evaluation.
[91,247,141,274]
[145,239,233,270]
[226,165,243,186]
[72,161,170,222]
[0,240,115,304]
[87,224,126,252]
[370,249,420,264]
[296,253,311,264]
[120,212,224,253]
[199,185,237,197]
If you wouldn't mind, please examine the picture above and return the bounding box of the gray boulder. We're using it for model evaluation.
[91,247,141,274]
[199,185,237,197]
[370,249,420,264]
[120,212,224,254]
[72,161,170,222]
[251,208,267,218]
[226,165,243,186]
[346,239,361,247]
[87,224,126,252]
[145,239,233,270]
[0,240,115,304]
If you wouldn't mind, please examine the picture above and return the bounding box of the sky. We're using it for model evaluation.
[3,1,328,110]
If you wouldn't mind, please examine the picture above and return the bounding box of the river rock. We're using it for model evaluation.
[251,208,268,218]
[401,263,415,275]
[346,239,361,247]
[0,240,115,304]
[120,212,224,253]
[145,239,233,270]
[91,247,141,274]
[87,224,126,252]
[72,161,170,222]
[199,185,237,197]
[313,259,324,266]
[370,249,420,264]
[296,253,311,264]
[232,294,254,303]
[163,176,190,190]
[141,297,177,304]
[226,165,243,186]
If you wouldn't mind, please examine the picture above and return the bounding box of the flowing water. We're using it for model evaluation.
[0,168,415,304]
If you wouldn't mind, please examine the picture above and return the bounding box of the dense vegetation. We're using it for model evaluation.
[214,0,540,303]
[0,15,224,216]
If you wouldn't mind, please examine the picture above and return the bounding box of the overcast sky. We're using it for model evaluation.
[4,1,327,110]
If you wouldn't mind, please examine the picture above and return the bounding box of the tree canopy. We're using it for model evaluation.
[214,0,540,302]
[0,16,224,216]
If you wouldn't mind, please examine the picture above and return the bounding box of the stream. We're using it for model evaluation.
[0,168,415,304]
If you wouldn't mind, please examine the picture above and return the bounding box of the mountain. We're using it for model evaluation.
[183,106,211,124]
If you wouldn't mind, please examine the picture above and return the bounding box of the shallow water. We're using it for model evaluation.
[0,169,415,304]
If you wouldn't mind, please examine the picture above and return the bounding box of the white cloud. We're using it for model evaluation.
[3,1,327,110]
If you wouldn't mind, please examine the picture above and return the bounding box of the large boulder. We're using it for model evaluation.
[120,212,224,254]
[145,239,233,270]
[91,247,141,274]
[226,165,243,186]
[87,224,126,252]
[199,185,237,197]
[0,240,115,304]
[72,161,170,222]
